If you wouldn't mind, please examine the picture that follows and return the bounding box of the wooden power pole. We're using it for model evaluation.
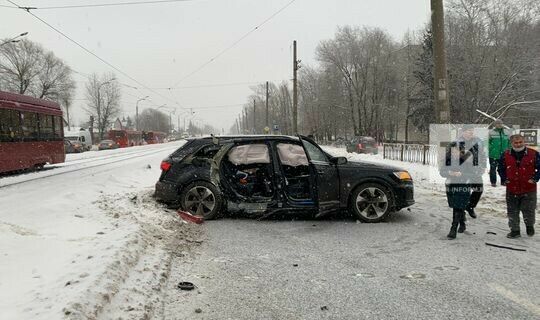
[253,99,256,134]
[292,40,298,134]
[431,0,451,124]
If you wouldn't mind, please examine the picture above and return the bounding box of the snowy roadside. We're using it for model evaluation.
[63,190,203,319]
[0,141,204,319]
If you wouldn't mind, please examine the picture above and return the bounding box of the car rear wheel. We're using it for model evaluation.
[350,183,393,223]
[180,181,222,220]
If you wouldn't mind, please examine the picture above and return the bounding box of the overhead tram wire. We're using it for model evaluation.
[7,0,187,111]
[192,103,245,110]
[8,0,195,10]
[170,0,297,88]
[149,79,288,90]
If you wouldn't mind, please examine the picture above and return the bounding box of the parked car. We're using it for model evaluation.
[64,139,84,153]
[98,139,119,150]
[155,135,414,222]
[346,136,379,154]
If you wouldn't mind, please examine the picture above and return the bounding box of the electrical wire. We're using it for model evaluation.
[149,79,288,90]
[6,0,194,10]
[71,68,144,100]
[192,103,244,109]
[170,0,297,88]
[7,0,187,110]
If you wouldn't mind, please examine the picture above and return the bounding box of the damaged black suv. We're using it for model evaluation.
[154,135,414,222]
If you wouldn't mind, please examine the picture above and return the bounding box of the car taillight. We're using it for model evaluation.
[357,143,363,149]
[160,161,172,171]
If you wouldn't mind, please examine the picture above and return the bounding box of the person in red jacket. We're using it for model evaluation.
[498,134,540,238]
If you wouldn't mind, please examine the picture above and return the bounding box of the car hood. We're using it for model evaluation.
[339,160,405,172]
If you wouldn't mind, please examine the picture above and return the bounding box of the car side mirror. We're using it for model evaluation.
[330,156,347,165]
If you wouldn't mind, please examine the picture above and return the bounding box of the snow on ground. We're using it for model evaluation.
[0,141,204,319]
[0,141,533,319]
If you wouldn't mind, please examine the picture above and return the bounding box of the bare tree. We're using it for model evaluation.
[35,51,75,101]
[0,40,43,94]
[84,73,121,140]
[139,108,170,132]
[0,39,76,107]
[61,95,73,130]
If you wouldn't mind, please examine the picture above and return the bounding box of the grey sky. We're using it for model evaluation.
[1,0,430,132]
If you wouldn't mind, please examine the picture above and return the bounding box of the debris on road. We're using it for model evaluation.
[485,242,526,251]
[177,281,195,290]
[178,210,204,224]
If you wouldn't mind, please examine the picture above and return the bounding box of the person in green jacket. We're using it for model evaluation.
[488,119,510,187]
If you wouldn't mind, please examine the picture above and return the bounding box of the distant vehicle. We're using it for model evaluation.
[346,136,378,154]
[143,131,167,144]
[98,139,119,150]
[64,128,92,151]
[181,132,189,139]
[155,135,414,222]
[0,90,65,173]
[108,129,142,147]
[64,139,84,153]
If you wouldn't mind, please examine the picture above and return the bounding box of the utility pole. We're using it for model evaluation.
[243,108,247,133]
[253,99,256,134]
[431,0,450,124]
[265,81,269,128]
[292,40,299,134]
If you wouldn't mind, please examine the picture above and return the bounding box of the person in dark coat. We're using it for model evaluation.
[439,126,485,239]
[498,134,540,238]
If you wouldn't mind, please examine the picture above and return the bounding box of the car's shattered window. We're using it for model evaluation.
[227,144,270,165]
[276,143,308,167]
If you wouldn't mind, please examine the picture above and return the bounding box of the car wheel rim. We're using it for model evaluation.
[185,186,216,216]
[355,187,388,219]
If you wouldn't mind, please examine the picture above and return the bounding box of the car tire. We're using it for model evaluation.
[349,182,394,223]
[180,181,223,220]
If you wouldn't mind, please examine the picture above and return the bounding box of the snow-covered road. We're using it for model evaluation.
[1,142,538,319]
[0,141,201,319]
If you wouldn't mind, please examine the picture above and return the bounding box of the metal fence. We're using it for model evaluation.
[383,143,438,166]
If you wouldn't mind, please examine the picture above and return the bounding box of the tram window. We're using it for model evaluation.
[0,108,21,142]
[40,114,55,140]
[53,116,63,139]
[21,112,39,141]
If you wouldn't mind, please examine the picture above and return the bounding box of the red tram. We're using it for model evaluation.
[143,131,166,144]
[108,129,143,147]
[0,91,65,173]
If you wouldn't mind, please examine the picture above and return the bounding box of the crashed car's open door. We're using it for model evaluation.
[299,135,340,214]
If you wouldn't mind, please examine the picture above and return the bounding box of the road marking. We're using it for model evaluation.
[488,283,540,316]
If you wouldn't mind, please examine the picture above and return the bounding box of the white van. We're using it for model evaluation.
[64,128,93,151]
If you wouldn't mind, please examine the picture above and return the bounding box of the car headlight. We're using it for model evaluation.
[393,171,412,181]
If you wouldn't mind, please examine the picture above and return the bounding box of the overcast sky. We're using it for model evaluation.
[1,0,430,132]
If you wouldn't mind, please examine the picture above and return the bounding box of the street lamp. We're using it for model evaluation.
[0,31,28,47]
[135,95,149,131]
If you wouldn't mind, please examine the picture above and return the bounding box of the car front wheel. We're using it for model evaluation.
[350,183,393,223]
[180,181,223,220]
